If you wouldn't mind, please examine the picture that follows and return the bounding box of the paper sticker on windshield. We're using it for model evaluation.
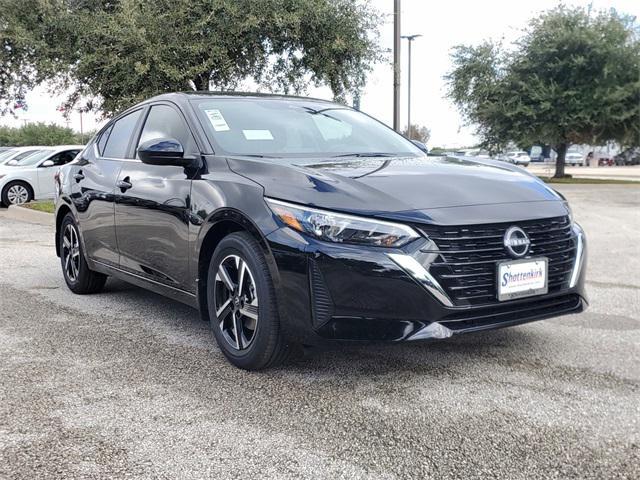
[243,129,274,140]
[204,109,230,132]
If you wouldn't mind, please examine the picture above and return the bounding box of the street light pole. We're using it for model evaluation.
[401,34,422,135]
[393,0,401,132]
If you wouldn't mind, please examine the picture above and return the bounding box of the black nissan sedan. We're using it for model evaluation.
[54,92,587,370]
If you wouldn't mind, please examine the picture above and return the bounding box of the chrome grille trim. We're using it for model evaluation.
[387,253,454,307]
[416,216,577,307]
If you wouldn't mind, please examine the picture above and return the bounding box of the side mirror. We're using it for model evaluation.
[138,138,196,167]
[411,140,429,154]
[41,160,55,167]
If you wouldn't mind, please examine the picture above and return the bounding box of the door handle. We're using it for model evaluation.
[116,177,132,192]
[73,171,85,182]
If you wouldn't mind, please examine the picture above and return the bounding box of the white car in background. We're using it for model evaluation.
[506,151,531,166]
[0,146,48,165]
[565,152,586,166]
[0,145,83,206]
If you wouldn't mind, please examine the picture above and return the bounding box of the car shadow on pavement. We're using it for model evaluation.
[285,328,545,374]
[95,277,554,377]
[101,279,549,375]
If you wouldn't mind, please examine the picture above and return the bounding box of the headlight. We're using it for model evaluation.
[266,198,419,247]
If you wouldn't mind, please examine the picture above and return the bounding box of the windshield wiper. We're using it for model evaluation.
[233,154,281,159]
[331,152,396,158]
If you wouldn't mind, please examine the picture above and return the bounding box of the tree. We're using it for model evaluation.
[0,0,382,116]
[446,6,640,177]
[0,122,81,146]
[402,124,431,144]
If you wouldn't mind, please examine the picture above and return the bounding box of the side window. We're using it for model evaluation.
[47,150,79,166]
[59,150,79,165]
[97,125,113,156]
[47,152,64,166]
[136,104,196,156]
[102,109,143,159]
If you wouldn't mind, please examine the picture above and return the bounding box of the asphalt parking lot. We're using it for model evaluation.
[1,184,638,479]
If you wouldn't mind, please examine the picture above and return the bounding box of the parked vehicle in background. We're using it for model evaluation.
[0,145,83,206]
[565,152,586,166]
[54,92,587,370]
[506,151,531,166]
[614,148,640,166]
[586,151,615,167]
[465,150,491,158]
[0,146,47,165]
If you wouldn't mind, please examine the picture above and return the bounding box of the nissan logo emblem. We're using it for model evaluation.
[504,226,530,258]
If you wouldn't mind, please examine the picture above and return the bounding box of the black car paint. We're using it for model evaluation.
[55,93,587,346]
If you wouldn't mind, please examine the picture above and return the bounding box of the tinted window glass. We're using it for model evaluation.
[97,125,113,155]
[137,104,195,155]
[47,150,80,166]
[103,109,142,158]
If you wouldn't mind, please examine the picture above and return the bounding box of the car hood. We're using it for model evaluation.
[227,155,567,223]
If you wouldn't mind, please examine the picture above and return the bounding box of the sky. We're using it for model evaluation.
[2,0,638,147]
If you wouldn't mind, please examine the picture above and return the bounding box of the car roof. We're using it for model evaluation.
[144,91,337,106]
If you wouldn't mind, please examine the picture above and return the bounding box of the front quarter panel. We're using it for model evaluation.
[189,156,281,290]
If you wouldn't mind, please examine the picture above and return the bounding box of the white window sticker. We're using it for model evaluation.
[204,109,230,131]
[242,129,274,140]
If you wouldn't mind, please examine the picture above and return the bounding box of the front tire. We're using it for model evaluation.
[60,213,107,294]
[207,232,289,370]
[1,181,33,206]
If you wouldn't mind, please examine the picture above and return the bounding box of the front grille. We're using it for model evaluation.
[417,216,576,307]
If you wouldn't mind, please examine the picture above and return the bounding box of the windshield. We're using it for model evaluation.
[0,149,17,161]
[192,98,422,159]
[13,149,54,166]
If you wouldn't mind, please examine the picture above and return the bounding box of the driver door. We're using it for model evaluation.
[114,103,200,290]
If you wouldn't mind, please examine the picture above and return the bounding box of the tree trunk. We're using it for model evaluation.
[192,73,210,91]
[554,143,569,178]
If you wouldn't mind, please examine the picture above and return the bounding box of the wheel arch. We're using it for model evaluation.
[196,208,279,323]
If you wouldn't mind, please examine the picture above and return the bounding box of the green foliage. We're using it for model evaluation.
[0,0,382,115]
[401,124,431,144]
[0,122,84,146]
[23,200,55,213]
[446,6,640,177]
[428,147,446,155]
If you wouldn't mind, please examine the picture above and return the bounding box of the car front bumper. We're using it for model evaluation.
[265,225,588,345]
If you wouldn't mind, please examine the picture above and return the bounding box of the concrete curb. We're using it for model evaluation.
[5,204,55,226]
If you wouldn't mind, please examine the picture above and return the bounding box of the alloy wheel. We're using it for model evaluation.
[62,224,81,282]
[6,184,29,204]
[213,254,259,351]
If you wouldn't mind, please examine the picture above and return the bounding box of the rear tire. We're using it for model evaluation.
[207,232,289,370]
[60,213,107,294]
[1,181,33,206]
